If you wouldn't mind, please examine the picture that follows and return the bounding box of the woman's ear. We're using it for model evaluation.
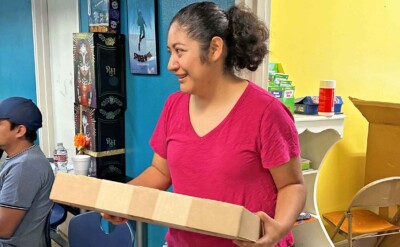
[209,36,224,62]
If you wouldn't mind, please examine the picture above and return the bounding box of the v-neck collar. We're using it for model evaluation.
[186,82,251,140]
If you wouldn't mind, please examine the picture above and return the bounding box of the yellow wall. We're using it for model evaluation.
[270,0,400,216]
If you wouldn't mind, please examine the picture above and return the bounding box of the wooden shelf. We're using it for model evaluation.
[302,169,318,176]
[292,114,345,247]
[294,114,345,137]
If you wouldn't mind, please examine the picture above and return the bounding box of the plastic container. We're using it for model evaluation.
[318,80,336,116]
[54,142,68,173]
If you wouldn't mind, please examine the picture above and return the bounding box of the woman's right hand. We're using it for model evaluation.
[100,213,128,225]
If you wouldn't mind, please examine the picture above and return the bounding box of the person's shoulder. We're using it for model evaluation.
[3,152,52,179]
[23,146,53,171]
[246,82,293,116]
[167,91,186,100]
[247,81,278,104]
[165,91,188,106]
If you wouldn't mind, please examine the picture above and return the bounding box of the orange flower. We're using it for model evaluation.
[74,133,87,148]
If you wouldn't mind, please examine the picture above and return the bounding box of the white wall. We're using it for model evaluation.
[235,0,271,88]
[32,0,79,160]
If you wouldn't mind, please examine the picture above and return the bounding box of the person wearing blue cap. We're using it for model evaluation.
[0,97,54,247]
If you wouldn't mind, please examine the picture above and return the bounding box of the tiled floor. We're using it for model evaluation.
[51,239,69,247]
[50,232,69,247]
[51,240,61,247]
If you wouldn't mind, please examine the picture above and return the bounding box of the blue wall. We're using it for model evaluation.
[0,0,235,245]
[3,0,234,245]
[80,0,234,245]
[0,0,37,102]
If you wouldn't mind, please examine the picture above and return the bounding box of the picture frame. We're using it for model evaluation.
[127,0,159,75]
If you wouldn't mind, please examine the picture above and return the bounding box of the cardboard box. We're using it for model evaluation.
[50,173,262,242]
[73,33,126,109]
[268,84,295,114]
[350,97,400,184]
[295,96,343,115]
[268,72,288,83]
[350,97,400,247]
[268,62,285,74]
[88,0,120,33]
[300,158,311,171]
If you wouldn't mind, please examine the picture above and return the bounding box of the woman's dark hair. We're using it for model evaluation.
[10,121,38,143]
[170,1,269,73]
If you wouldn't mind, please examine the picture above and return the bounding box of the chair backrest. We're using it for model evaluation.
[350,176,400,208]
[50,203,67,229]
[44,210,51,247]
[68,211,135,247]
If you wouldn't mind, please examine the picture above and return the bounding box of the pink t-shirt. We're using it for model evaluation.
[150,82,300,247]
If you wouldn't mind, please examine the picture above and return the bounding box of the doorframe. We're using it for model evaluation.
[31,0,54,156]
[31,0,80,157]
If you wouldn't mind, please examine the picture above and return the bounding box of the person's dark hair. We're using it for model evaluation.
[170,1,269,73]
[10,121,38,143]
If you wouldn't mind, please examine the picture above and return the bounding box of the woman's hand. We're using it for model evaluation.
[100,213,128,225]
[233,211,284,247]
[235,156,305,246]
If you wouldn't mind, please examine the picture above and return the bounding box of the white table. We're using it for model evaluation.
[50,163,75,175]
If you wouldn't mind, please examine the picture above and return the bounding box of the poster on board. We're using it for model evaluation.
[127,0,159,75]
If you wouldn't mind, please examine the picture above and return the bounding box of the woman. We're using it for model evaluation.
[104,2,305,247]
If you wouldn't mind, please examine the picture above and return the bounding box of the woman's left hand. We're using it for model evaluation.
[233,211,284,247]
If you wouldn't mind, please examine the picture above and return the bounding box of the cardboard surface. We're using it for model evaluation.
[350,97,400,184]
[50,173,261,242]
[350,97,400,246]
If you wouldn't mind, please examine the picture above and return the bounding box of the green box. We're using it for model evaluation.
[301,158,311,170]
[268,83,295,114]
[268,63,285,73]
[268,72,288,83]
[269,63,279,73]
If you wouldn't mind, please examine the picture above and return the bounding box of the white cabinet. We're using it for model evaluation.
[292,114,345,247]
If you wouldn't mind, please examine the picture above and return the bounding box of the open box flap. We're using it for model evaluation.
[350,97,400,126]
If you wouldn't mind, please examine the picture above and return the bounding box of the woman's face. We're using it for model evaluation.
[167,22,214,95]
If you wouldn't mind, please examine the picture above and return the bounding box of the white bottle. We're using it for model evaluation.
[54,142,68,173]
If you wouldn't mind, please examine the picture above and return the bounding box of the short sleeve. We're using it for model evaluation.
[0,163,42,210]
[149,97,171,159]
[260,100,300,169]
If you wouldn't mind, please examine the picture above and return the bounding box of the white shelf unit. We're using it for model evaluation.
[292,114,345,247]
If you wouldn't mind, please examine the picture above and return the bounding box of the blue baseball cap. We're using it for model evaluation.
[0,97,42,132]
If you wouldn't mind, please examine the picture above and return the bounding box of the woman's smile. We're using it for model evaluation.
[176,74,188,82]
